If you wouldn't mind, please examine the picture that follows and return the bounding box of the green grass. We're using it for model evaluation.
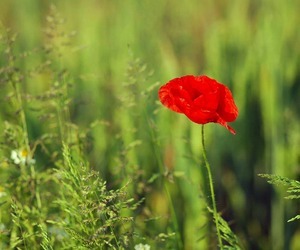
[0,0,299,249]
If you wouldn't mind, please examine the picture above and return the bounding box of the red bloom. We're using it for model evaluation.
[158,75,238,134]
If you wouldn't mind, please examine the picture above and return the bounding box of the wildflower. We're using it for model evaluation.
[159,75,238,134]
[11,149,36,165]
[134,243,151,250]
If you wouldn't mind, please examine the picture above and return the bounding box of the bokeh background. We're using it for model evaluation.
[0,0,299,249]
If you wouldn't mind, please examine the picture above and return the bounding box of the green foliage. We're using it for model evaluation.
[207,207,242,250]
[259,174,300,222]
[0,0,299,249]
[0,9,177,249]
[52,144,136,249]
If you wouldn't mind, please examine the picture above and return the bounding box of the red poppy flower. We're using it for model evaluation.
[158,75,238,134]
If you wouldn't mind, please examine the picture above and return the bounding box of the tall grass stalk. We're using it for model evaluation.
[146,113,183,249]
[0,1,299,248]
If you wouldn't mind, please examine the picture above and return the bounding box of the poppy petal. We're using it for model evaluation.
[216,116,236,135]
[158,85,182,113]
[218,85,239,122]
[158,75,238,134]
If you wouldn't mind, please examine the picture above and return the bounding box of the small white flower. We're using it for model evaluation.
[11,150,21,164]
[11,149,36,165]
[134,243,150,250]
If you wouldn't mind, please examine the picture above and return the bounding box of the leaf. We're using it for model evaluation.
[207,207,242,250]
[288,215,300,223]
[259,174,300,223]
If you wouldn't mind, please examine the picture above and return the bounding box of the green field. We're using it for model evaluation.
[0,0,299,249]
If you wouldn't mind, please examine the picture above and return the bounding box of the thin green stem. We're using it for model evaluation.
[14,77,30,153]
[146,115,183,250]
[201,125,223,249]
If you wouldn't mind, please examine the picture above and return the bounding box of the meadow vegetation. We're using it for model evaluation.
[0,0,299,249]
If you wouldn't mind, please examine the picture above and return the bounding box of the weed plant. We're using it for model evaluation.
[0,1,299,249]
[0,9,184,249]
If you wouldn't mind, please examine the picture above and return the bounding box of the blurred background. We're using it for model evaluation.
[0,0,299,249]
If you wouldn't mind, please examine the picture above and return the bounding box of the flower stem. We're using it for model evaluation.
[201,125,223,249]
